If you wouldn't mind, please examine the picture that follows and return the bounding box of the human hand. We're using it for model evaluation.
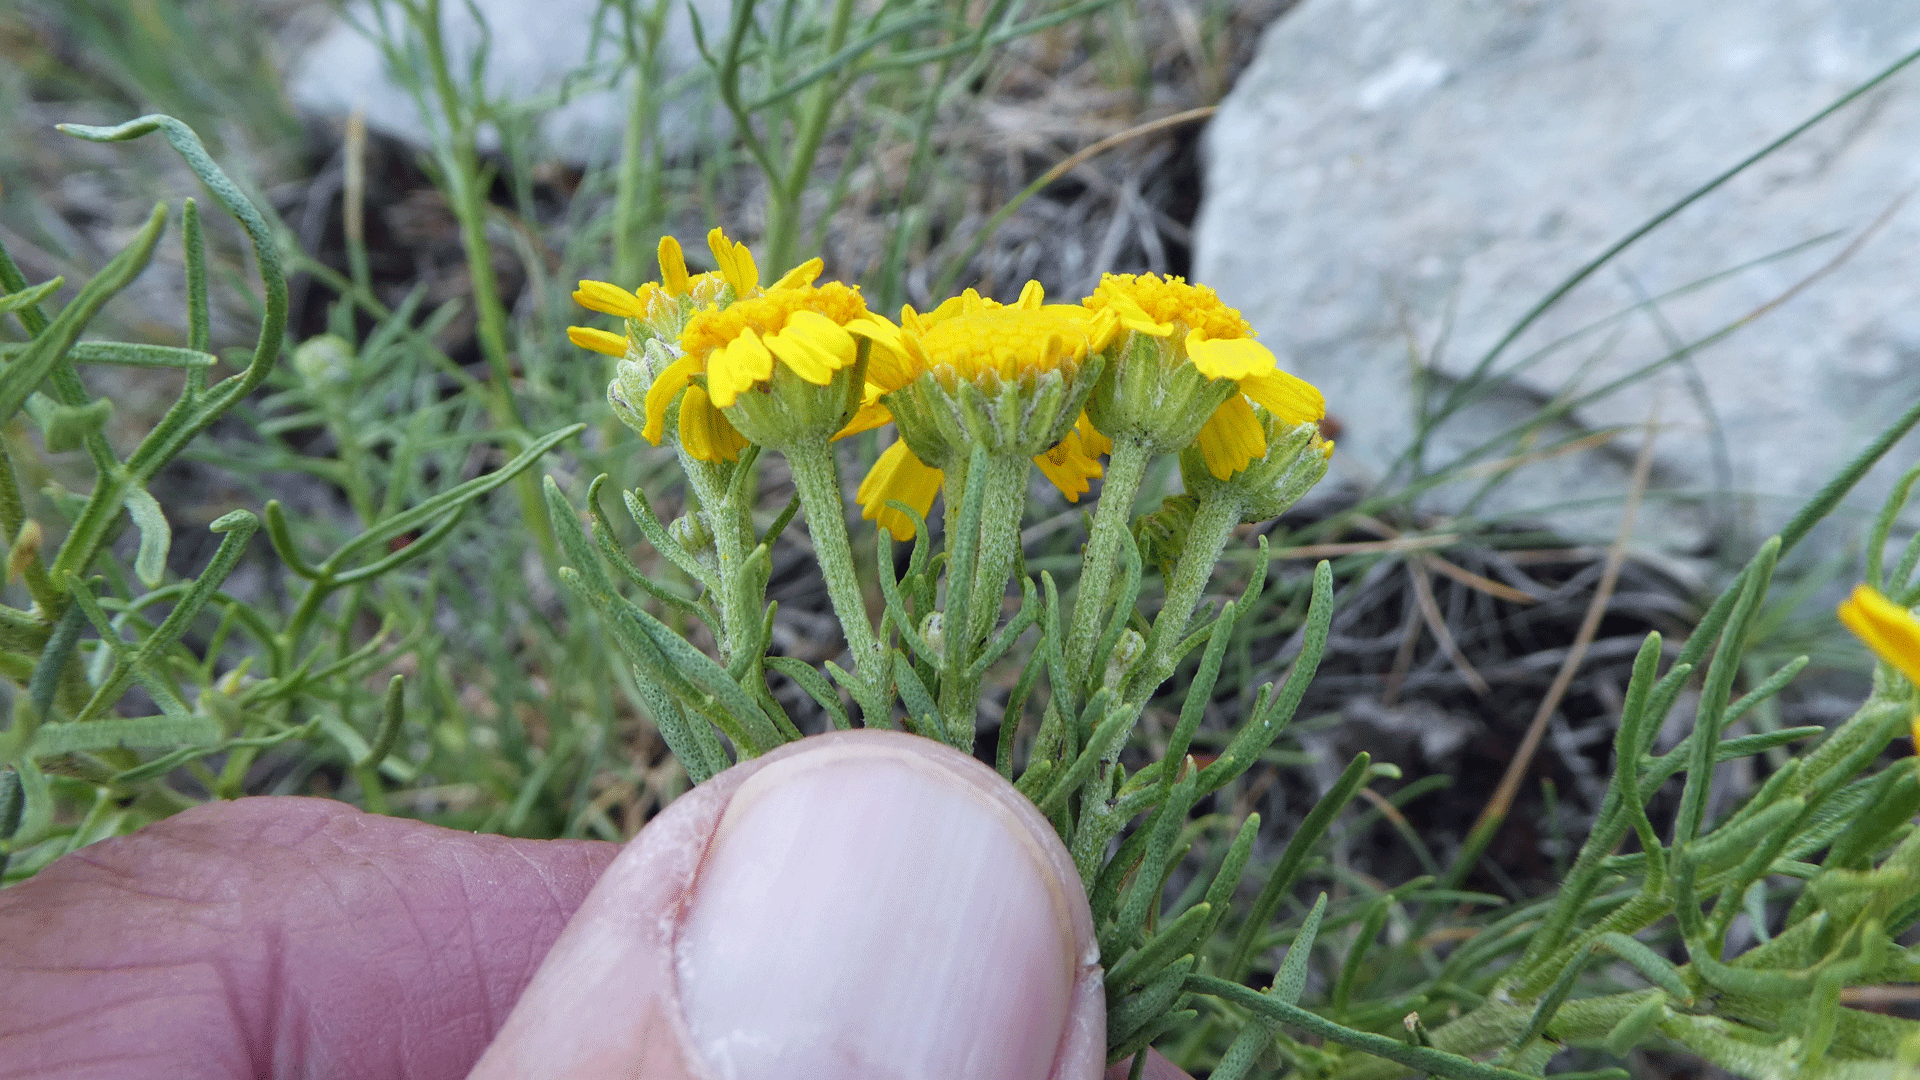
[1,729,1195,1079]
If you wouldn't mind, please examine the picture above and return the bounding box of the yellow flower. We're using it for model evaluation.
[568,230,823,358]
[642,281,880,456]
[1839,584,1920,747]
[1084,272,1325,477]
[849,283,1119,466]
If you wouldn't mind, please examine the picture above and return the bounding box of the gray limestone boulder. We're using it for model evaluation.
[287,0,724,161]
[1196,0,1920,552]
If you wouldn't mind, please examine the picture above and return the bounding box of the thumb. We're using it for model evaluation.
[469,728,1106,1079]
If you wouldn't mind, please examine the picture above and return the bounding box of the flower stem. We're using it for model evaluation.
[681,453,757,660]
[786,435,891,720]
[938,452,1031,744]
[1064,436,1154,701]
[1131,489,1241,697]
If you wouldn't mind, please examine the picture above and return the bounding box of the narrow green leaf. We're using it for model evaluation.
[66,342,216,368]
[1228,751,1370,980]
[0,277,62,313]
[1105,903,1211,991]
[1604,994,1668,1057]
[1189,974,1537,1080]
[1597,932,1692,1003]
[1198,560,1333,795]
[1107,953,1196,1052]
[893,652,939,739]
[124,485,171,588]
[356,675,405,769]
[1273,890,1329,1006]
[1200,812,1261,941]
[0,204,166,425]
[30,715,222,755]
[767,656,852,730]
[328,424,583,571]
[1210,893,1329,1080]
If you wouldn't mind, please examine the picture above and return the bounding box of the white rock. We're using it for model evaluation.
[1196,0,1920,551]
[287,0,725,161]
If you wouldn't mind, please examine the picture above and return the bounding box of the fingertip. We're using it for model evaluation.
[472,730,1106,1080]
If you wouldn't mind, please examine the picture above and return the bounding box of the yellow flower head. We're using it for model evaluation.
[568,229,823,359]
[1084,272,1325,477]
[875,283,1118,391]
[1838,584,1920,748]
[849,283,1119,467]
[642,281,879,457]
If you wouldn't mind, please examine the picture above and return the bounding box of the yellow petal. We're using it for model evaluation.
[568,325,629,357]
[1085,307,1121,353]
[707,227,759,296]
[1186,330,1277,381]
[1034,419,1106,503]
[1195,394,1267,479]
[1016,280,1045,309]
[1098,285,1173,336]
[573,280,648,318]
[1074,412,1112,458]
[833,393,894,440]
[858,440,944,541]
[1839,584,1920,686]
[658,236,690,297]
[679,384,748,462]
[642,353,704,444]
[706,327,775,408]
[846,315,920,391]
[770,257,825,292]
[1239,367,1327,425]
[764,309,857,385]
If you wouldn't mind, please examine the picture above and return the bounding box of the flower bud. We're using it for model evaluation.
[1180,414,1332,524]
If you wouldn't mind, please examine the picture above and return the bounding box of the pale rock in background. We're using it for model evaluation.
[1196,0,1920,553]
[288,0,724,161]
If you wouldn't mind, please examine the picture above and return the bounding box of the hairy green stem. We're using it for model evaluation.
[1131,488,1240,696]
[938,452,1030,741]
[786,436,889,719]
[1065,436,1153,699]
[680,453,758,660]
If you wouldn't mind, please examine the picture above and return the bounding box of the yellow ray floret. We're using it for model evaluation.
[1033,414,1111,502]
[1840,585,1920,685]
[573,279,658,318]
[677,383,750,462]
[1839,584,1920,748]
[857,439,946,540]
[708,227,759,296]
[1192,395,1268,480]
[658,235,692,297]
[568,326,629,357]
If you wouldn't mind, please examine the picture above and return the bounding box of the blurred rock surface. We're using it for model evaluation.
[1197,0,1920,553]
[287,0,723,161]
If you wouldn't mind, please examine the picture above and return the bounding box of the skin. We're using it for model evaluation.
[0,730,1197,1079]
